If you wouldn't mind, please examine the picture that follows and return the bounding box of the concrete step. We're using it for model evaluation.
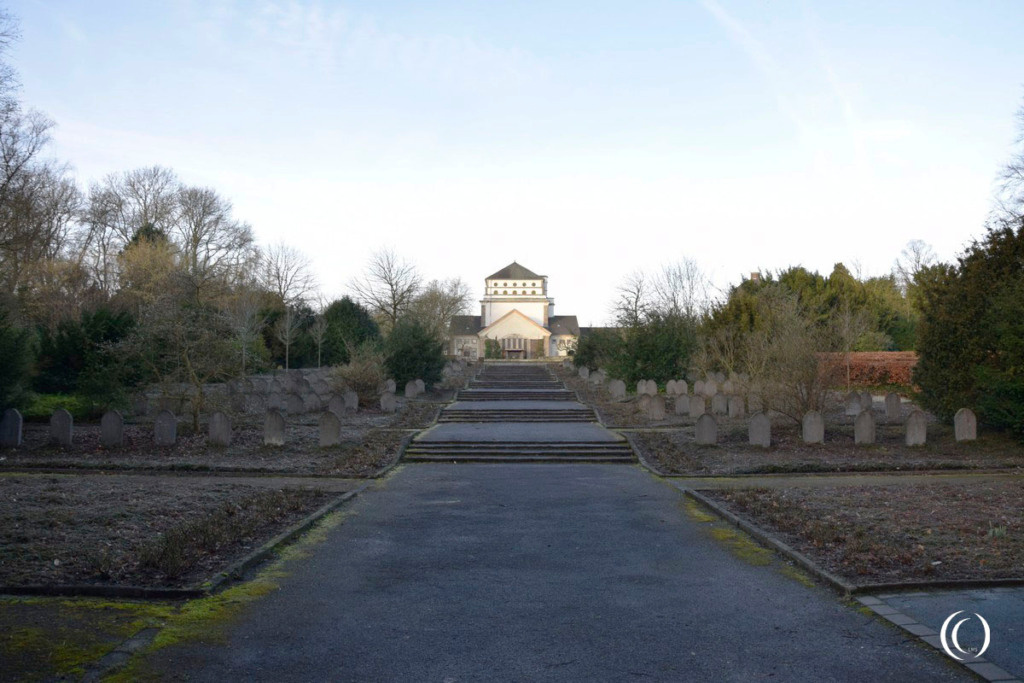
[404,454,635,464]
[438,412,594,423]
[456,392,577,401]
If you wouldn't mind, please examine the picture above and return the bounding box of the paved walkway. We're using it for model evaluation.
[139,464,966,681]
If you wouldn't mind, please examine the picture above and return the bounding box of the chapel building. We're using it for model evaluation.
[449,262,580,360]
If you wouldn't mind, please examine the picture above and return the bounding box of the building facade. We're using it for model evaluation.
[449,262,579,360]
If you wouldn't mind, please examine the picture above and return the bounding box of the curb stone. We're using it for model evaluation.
[856,595,1023,682]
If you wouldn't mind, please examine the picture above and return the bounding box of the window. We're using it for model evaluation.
[503,290,508,294]
[512,290,517,295]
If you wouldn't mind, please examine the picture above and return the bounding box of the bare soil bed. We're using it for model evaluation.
[0,474,338,588]
[704,481,1024,584]
[1,401,440,476]
[629,421,1024,475]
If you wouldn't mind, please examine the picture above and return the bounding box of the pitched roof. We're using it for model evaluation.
[548,315,580,336]
[486,262,542,281]
[479,309,551,337]
[450,315,482,335]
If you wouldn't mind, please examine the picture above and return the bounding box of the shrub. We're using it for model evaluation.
[385,320,445,387]
[330,343,388,405]
[0,306,32,409]
[21,393,92,421]
[915,220,1024,438]
[322,297,380,365]
[573,328,623,371]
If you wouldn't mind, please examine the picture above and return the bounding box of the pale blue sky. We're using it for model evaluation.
[12,0,1024,323]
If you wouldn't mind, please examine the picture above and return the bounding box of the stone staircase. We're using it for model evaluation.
[404,363,634,464]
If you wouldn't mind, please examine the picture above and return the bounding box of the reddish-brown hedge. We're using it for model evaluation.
[818,352,918,387]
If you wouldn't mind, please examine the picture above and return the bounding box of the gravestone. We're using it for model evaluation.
[689,395,706,418]
[209,411,232,447]
[286,394,304,414]
[608,379,627,401]
[722,380,735,395]
[694,380,705,397]
[100,411,124,448]
[676,380,688,396]
[713,371,726,384]
[328,395,345,417]
[704,380,718,397]
[154,410,177,446]
[405,381,418,399]
[415,379,425,395]
[636,380,646,395]
[885,393,901,422]
[385,379,397,394]
[728,396,745,419]
[303,394,322,413]
[343,390,359,412]
[859,391,873,411]
[0,408,22,447]
[844,392,861,416]
[589,370,605,386]
[674,395,689,416]
[854,410,875,445]
[380,392,397,414]
[579,366,590,380]
[646,395,666,421]
[563,360,573,371]
[319,411,341,447]
[695,414,717,445]
[647,380,659,396]
[264,409,285,446]
[954,408,977,442]
[50,409,73,446]
[747,395,763,413]
[802,411,824,444]
[905,410,927,446]
[711,394,728,415]
[666,380,678,396]
[749,413,771,448]
[637,394,652,413]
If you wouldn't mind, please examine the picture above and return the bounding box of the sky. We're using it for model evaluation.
[10,0,1024,325]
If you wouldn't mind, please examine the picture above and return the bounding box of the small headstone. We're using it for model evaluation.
[343,390,359,412]
[0,408,23,447]
[380,392,397,413]
[319,411,341,447]
[646,395,666,421]
[589,371,605,386]
[676,380,688,396]
[208,411,232,447]
[131,395,148,416]
[747,395,763,413]
[579,366,590,380]
[802,411,824,444]
[954,408,977,442]
[49,409,73,446]
[154,410,177,446]
[644,380,658,396]
[674,396,689,416]
[854,410,875,445]
[636,380,646,395]
[905,410,927,446]
[637,394,652,413]
[303,394,322,413]
[722,380,735,395]
[859,391,873,411]
[749,413,771,447]
[695,414,717,445]
[885,393,901,422]
[415,379,425,395]
[385,379,397,394]
[608,379,627,401]
[728,396,745,419]
[713,371,726,384]
[844,392,861,416]
[711,394,728,415]
[666,379,678,396]
[694,380,705,397]
[327,395,344,416]
[286,394,304,414]
[689,395,706,419]
[264,409,285,446]
[100,411,124,448]
[405,381,418,399]
[704,380,718,397]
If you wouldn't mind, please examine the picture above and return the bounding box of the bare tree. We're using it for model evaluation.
[174,185,255,304]
[408,277,471,342]
[892,239,937,296]
[830,299,874,388]
[650,258,711,318]
[310,311,329,368]
[261,242,315,307]
[350,247,421,332]
[226,286,268,375]
[612,270,649,327]
[275,306,303,370]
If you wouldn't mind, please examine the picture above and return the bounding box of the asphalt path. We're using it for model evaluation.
[142,464,967,682]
